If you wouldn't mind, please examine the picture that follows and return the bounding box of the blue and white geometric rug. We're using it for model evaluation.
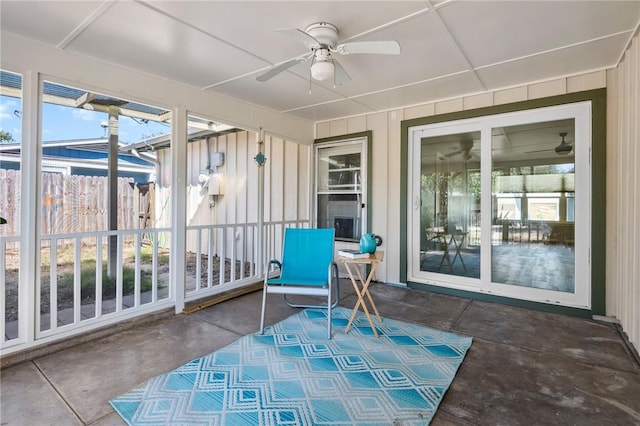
[110,306,472,425]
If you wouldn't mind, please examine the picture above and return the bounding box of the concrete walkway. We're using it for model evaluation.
[2,281,639,425]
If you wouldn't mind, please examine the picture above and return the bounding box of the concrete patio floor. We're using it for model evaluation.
[2,280,639,425]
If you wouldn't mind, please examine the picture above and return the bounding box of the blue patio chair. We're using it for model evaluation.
[260,228,339,339]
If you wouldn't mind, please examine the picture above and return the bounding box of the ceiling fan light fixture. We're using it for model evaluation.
[310,60,334,81]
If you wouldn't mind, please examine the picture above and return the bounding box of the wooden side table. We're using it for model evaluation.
[340,250,384,338]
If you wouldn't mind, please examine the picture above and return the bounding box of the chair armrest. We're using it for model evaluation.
[266,259,282,272]
[328,261,338,282]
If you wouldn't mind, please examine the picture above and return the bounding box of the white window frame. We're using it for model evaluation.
[314,136,368,242]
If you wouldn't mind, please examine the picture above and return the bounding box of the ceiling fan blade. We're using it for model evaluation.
[277,28,321,49]
[256,53,313,82]
[440,150,463,159]
[525,148,555,154]
[333,59,351,86]
[334,40,401,55]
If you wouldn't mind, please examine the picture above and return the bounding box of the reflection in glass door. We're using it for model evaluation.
[419,131,481,279]
[491,119,576,293]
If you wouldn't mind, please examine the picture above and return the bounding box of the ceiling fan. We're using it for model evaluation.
[256,22,400,86]
[554,132,573,155]
[526,132,573,155]
[439,139,478,161]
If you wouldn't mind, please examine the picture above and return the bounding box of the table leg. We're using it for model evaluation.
[344,263,380,338]
[344,264,362,334]
[357,263,382,322]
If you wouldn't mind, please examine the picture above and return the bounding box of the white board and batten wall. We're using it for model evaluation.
[184,130,312,257]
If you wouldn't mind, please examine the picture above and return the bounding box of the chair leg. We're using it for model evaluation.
[327,289,332,339]
[259,281,268,335]
[327,262,339,339]
[331,263,340,308]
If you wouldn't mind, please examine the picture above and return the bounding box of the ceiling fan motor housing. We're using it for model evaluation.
[305,22,339,47]
[555,132,572,155]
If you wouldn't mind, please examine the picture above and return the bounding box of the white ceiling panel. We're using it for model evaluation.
[354,71,485,112]
[1,1,638,123]
[0,1,105,46]
[144,1,428,67]
[439,0,640,68]
[284,98,377,122]
[476,33,629,90]
[64,1,268,87]
[210,73,344,113]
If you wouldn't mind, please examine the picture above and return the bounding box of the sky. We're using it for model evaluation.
[0,94,170,144]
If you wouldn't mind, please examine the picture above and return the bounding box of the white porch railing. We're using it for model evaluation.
[1,220,309,356]
[184,220,309,301]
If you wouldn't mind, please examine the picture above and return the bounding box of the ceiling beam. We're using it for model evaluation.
[74,92,97,108]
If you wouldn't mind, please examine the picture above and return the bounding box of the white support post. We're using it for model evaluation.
[256,129,266,276]
[107,105,119,278]
[172,107,188,314]
[19,70,39,345]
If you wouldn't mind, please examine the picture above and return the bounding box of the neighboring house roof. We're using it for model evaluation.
[0,138,156,174]
[0,128,242,172]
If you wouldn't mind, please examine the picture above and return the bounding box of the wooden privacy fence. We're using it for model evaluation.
[0,170,153,238]
[0,169,20,236]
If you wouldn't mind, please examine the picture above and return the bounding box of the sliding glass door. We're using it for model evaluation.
[415,126,481,281]
[491,119,576,294]
[408,102,591,309]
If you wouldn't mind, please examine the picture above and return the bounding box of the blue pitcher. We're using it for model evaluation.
[360,233,377,254]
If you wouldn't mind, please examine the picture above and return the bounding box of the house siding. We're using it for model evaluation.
[607,32,640,352]
[184,130,310,255]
